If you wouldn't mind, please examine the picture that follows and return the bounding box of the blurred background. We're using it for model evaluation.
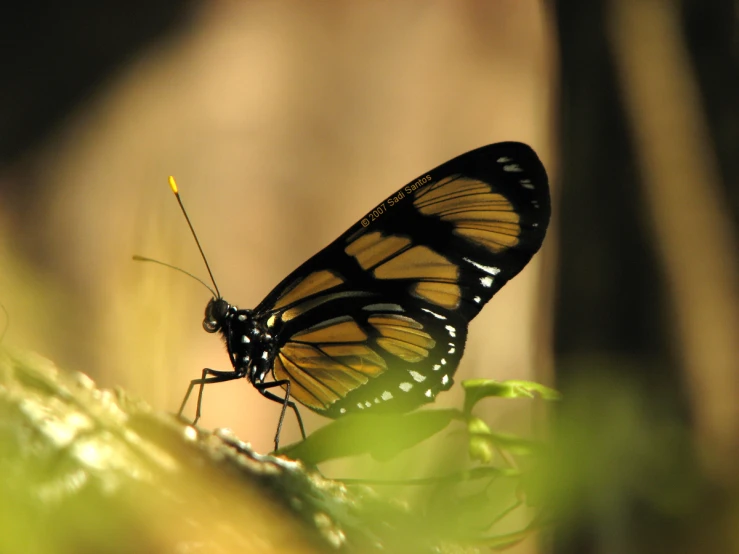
[1,1,737,553]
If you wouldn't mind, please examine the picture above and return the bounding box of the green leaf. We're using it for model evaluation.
[467,417,494,463]
[467,416,492,435]
[481,528,535,550]
[469,434,495,464]
[469,430,542,457]
[278,409,463,465]
[462,379,561,414]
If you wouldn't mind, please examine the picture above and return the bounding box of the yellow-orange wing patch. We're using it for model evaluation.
[344,234,462,309]
[273,270,344,310]
[368,314,436,363]
[414,176,521,252]
[344,231,411,270]
[274,316,387,410]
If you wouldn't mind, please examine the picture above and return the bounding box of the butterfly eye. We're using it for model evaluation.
[203,298,230,333]
[202,319,219,333]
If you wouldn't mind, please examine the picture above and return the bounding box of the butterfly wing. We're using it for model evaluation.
[255,142,550,417]
[271,299,468,417]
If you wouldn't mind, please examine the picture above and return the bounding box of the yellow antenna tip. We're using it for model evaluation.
[168,175,178,194]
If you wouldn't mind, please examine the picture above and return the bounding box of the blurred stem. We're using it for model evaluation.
[608,0,739,481]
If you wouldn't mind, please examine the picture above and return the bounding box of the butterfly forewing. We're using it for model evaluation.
[253,142,550,418]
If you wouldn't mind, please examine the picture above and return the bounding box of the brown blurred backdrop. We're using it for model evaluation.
[1,1,738,553]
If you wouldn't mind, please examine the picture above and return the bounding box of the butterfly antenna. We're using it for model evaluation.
[132,255,217,297]
[168,176,222,299]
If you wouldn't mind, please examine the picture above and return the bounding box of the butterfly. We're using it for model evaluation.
[167,142,550,450]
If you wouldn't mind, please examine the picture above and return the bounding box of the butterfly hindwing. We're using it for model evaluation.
[270,295,468,417]
[254,142,550,417]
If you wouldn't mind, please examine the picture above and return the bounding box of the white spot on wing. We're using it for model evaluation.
[463,257,501,276]
[497,156,511,163]
[340,408,346,414]
[242,335,250,343]
[357,403,364,410]
[421,308,447,320]
[442,374,449,385]
[382,391,393,401]
[238,314,247,321]
[425,389,432,398]
[399,382,413,392]
[433,364,441,371]
[409,370,426,383]
[480,276,494,288]
[520,179,535,190]
[448,346,455,354]
[441,358,447,365]
[474,296,482,303]
[363,303,404,312]
[504,164,523,172]
[365,401,372,408]
[261,351,269,360]
[445,325,456,338]
[374,398,380,404]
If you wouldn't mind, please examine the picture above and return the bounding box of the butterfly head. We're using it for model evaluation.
[203,298,232,333]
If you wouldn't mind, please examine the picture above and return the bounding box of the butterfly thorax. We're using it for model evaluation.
[203,298,277,385]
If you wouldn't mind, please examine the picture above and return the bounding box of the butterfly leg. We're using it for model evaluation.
[253,380,306,450]
[178,368,242,425]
